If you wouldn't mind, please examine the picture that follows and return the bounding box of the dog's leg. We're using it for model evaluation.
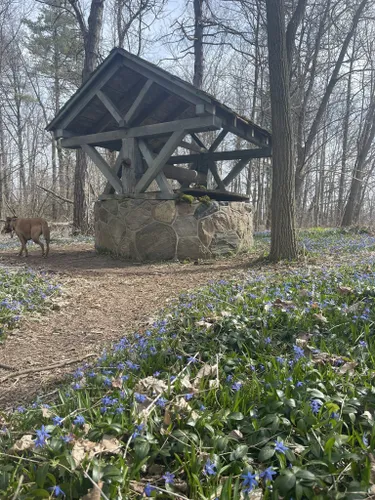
[31,229,45,257]
[18,235,26,257]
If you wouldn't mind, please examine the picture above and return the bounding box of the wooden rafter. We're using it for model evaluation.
[122,79,153,126]
[82,144,123,193]
[221,158,249,187]
[135,130,187,193]
[138,139,173,195]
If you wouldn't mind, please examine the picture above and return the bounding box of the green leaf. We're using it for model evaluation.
[134,441,150,461]
[230,444,248,460]
[35,463,49,488]
[296,469,316,481]
[29,490,50,498]
[102,465,123,483]
[324,436,335,455]
[274,471,296,495]
[258,446,275,461]
[308,389,326,399]
[228,412,244,421]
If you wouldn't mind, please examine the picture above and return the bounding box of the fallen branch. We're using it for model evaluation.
[0,362,16,371]
[36,184,74,205]
[0,353,96,383]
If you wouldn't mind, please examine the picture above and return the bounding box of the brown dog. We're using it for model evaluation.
[1,217,50,257]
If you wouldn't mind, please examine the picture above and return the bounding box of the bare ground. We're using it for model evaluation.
[0,242,254,410]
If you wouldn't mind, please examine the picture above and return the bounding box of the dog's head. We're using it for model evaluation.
[1,216,17,235]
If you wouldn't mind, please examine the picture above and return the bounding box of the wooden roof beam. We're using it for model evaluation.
[61,115,222,148]
[169,146,272,164]
[82,144,123,193]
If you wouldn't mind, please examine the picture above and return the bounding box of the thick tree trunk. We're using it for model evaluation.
[265,0,298,260]
[193,0,204,89]
[72,0,105,232]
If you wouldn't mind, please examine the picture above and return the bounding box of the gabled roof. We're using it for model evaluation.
[47,47,271,149]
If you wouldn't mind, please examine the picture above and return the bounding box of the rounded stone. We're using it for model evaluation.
[124,203,153,231]
[136,222,177,261]
[95,221,116,252]
[152,201,176,224]
[98,207,110,224]
[102,199,119,216]
[198,212,229,247]
[108,217,127,246]
[173,216,198,237]
[177,237,207,260]
[176,201,197,217]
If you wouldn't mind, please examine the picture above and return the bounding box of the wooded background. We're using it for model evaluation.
[0,0,374,232]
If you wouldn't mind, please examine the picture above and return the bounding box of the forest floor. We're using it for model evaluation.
[0,237,255,410]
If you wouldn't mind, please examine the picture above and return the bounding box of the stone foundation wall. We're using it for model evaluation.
[94,197,253,261]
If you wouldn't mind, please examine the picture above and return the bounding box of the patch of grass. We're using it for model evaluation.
[0,268,61,340]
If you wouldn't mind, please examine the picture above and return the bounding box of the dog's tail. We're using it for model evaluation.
[42,220,50,256]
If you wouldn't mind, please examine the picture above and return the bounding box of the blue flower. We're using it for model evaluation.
[16,406,25,414]
[241,471,258,493]
[188,356,198,363]
[185,393,194,401]
[274,440,288,454]
[265,337,271,344]
[204,459,216,476]
[260,467,276,482]
[310,399,322,415]
[34,425,51,448]
[163,472,175,484]
[144,484,155,497]
[232,382,242,392]
[132,423,144,439]
[73,415,85,426]
[276,356,285,364]
[52,416,63,426]
[156,397,167,408]
[359,340,367,347]
[330,412,339,420]
[296,381,303,387]
[61,434,73,443]
[293,345,304,360]
[363,435,369,446]
[153,371,161,377]
[48,485,65,497]
[200,404,206,411]
[135,393,147,403]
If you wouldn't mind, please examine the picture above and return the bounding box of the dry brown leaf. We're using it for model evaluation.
[111,377,123,388]
[229,429,243,440]
[234,294,245,303]
[9,434,35,453]
[221,310,231,317]
[135,376,167,395]
[129,480,145,494]
[338,361,357,376]
[163,409,172,426]
[71,439,99,468]
[194,363,218,385]
[273,298,294,307]
[100,435,121,454]
[299,289,309,297]
[82,423,91,435]
[313,313,328,324]
[196,320,214,329]
[82,481,103,500]
[180,374,193,389]
[41,407,52,418]
[338,286,353,295]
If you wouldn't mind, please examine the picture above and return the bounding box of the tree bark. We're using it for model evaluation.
[193,0,204,88]
[265,0,298,261]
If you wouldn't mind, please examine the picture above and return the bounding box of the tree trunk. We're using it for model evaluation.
[265,0,298,260]
[193,0,204,88]
[72,0,105,232]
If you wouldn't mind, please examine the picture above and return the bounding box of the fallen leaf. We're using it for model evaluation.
[229,429,243,440]
[163,409,172,426]
[313,313,328,323]
[234,294,245,303]
[338,286,353,295]
[209,379,219,389]
[221,310,231,317]
[194,363,218,386]
[100,435,121,454]
[338,361,357,376]
[82,481,103,500]
[135,376,167,395]
[71,439,99,468]
[111,377,123,389]
[129,481,145,494]
[180,374,192,389]
[9,434,34,453]
[196,320,214,329]
[41,407,52,418]
[83,423,91,435]
[299,289,310,297]
[148,463,164,476]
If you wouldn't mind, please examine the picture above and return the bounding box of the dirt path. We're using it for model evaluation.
[0,243,252,410]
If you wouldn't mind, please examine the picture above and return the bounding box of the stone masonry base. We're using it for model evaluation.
[94,197,253,261]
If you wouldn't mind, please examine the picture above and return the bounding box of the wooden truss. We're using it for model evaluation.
[50,54,272,198]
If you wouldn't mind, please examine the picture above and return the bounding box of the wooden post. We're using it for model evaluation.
[122,138,141,194]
